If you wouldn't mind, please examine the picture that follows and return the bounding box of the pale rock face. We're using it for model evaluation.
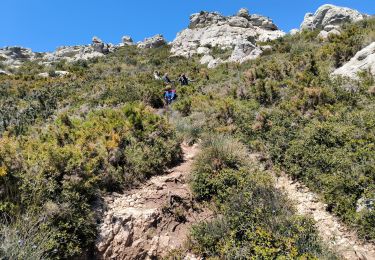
[318,28,341,40]
[55,70,70,77]
[300,4,367,31]
[171,8,285,66]
[332,42,375,79]
[37,72,50,78]
[228,16,251,28]
[248,14,278,30]
[121,35,134,46]
[196,46,211,55]
[189,11,227,29]
[200,54,215,65]
[207,57,223,69]
[290,29,300,35]
[37,70,70,78]
[237,8,250,19]
[0,46,36,67]
[137,34,167,49]
[229,42,260,63]
[301,13,315,30]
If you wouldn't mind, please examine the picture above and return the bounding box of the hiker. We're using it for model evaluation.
[164,85,177,105]
[162,73,172,84]
[178,74,189,86]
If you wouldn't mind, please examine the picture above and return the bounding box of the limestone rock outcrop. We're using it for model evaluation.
[0,36,121,69]
[0,46,36,67]
[300,4,367,31]
[317,28,341,40]
[121,35,134,46]
[171,8,285,68]
[332,42,375,80]
[92,36,109,54]
[137,34,167,49]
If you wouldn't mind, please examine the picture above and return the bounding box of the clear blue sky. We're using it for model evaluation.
[1,0,373,52]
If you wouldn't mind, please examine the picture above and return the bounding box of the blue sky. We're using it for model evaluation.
[1,0,373,52]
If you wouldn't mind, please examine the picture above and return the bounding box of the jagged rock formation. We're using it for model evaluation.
[171,8,285,68]
[301,4,367,31]
[0,46,37,67]
[332,42,375,79]
[0,36,120,69]
[121,35,134,46]
[137,34,167,49]
[95,144,210,260]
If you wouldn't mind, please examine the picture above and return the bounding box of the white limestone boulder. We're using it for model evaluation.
[300,4,367,31]
[332,42,375,80]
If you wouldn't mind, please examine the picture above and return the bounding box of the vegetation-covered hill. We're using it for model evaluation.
[0,17,374,259]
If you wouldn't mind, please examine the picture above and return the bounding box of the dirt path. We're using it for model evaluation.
[274,171,375,260]
[95,143,207,260]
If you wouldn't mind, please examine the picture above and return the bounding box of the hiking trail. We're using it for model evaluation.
[274,170,375,260]
[95,143,208,260]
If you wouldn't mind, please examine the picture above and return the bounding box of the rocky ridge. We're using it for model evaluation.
[0,5,371,72]
[0,34,166,70]
[171,8,285,68]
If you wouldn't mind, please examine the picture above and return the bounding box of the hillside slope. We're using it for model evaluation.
[0,5,375,260]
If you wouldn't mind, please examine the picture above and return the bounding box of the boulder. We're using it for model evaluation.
[248,14,278,30]
[0,69,11,75]
[332,42,375,80]
[229,42,261,63]
[55,70,70,77]
[356,197,374,213]
[92,36,109,54]
[37,72,50,78]
[189,11,227,29]
[200,54,215,65]
[290,29,300,35]
[207,58,223,69]
[300,4,367,31]
[171,8,284,67]
[196,46,211,55]
[301,13,315,30]
[237,8,250,19]
[318,29,341,40]
[228,16,251,28]
[121,35,134,46]
[138,34,167,49]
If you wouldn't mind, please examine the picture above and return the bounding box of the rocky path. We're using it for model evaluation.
[274,171,375,260]
[95,143,208,260]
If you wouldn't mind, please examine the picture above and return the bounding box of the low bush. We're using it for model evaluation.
[190,135,335,259]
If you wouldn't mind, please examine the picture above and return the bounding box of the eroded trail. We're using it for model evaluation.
[95,143,208,260]
[275,171,375,260]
